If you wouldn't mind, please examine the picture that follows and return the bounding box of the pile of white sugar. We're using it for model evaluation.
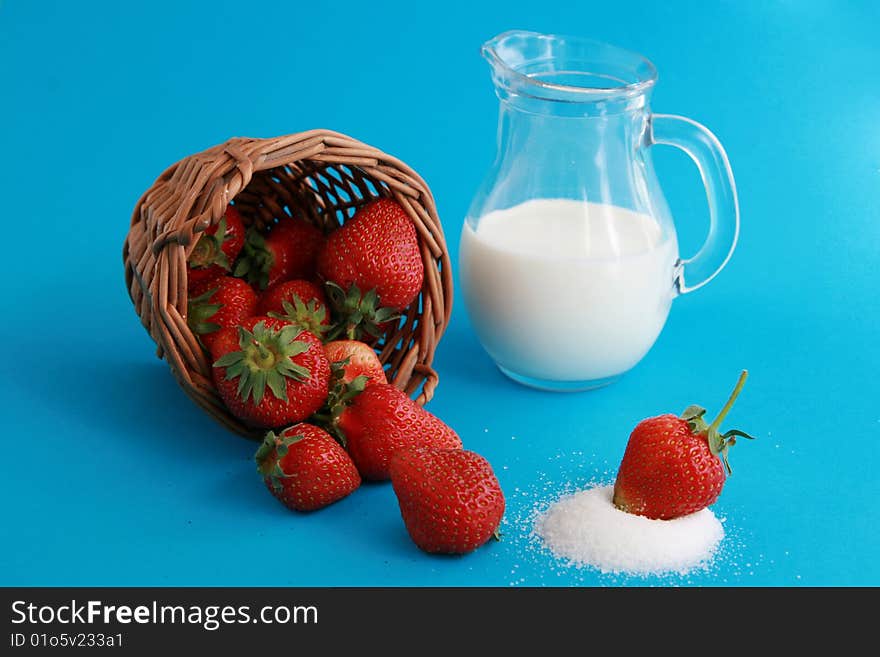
[535,485,724,576]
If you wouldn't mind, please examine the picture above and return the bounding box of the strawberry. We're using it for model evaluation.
[255,423,361,512]
[271,216,325,280]
[234,216,323,291]
[233,225,295,292]
[187,205,246,288]
[257,279,330,337]
[318,198,423,339]
[210,317,331,428]
[613,371,754,520]
[258,279,327,316]
[323,340,387,387]
[390,447,505,554]
[187,277,258,351]
[324,285,400,342]
[335,383,462,480]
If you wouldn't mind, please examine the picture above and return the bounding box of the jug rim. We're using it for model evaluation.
[482,30,658,101]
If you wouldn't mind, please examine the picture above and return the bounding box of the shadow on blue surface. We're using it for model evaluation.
[40,354,243,459]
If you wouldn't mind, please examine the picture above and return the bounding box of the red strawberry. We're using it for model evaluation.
[187,205,246,288]
[613,371,754,520]
[390,447,505,554]
[234,216,323,291]
[323,340,387,387]
[258,279,327,315]
[233,225,294,291]
[271,216,325,280]
[335,383,462,480]
[187,277,258,351]
[255,423,361,512]
[318,198,423,339]
[324,286,400,342]
[256,279,330,337]
[210,317,330,428]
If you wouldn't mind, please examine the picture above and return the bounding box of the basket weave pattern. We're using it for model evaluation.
[124,130,452,438]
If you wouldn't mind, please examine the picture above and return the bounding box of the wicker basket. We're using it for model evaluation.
[124,130,453,438]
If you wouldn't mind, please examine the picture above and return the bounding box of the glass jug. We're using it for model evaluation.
[460,30,739,391]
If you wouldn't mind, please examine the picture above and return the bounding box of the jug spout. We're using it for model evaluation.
[482,30,657,115]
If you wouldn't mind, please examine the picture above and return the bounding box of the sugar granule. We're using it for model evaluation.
[535,485,724,576]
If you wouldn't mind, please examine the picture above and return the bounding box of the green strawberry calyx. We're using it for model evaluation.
[189,217,231,271]
[309,358,368,447]
[255,430,309,494]
[233,228,274,290]
[681,370,755,475]
[324,282,399,341]
[268,295,330,338]
[213,321,311,405]
[187,287,222,335]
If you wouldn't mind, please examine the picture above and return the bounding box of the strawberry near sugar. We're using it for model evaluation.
[210,316,331,428]
[390,447,505,555]
[613,371,754,521]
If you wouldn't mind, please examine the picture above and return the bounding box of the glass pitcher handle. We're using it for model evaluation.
[649,114,740,294]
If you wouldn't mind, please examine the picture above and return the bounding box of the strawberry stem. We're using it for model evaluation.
[254,342,274,367]
[709,370,748,433]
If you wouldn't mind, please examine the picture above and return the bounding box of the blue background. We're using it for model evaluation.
[1,0,877,586]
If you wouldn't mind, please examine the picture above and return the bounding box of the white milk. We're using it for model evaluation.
[460,199,678,383]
